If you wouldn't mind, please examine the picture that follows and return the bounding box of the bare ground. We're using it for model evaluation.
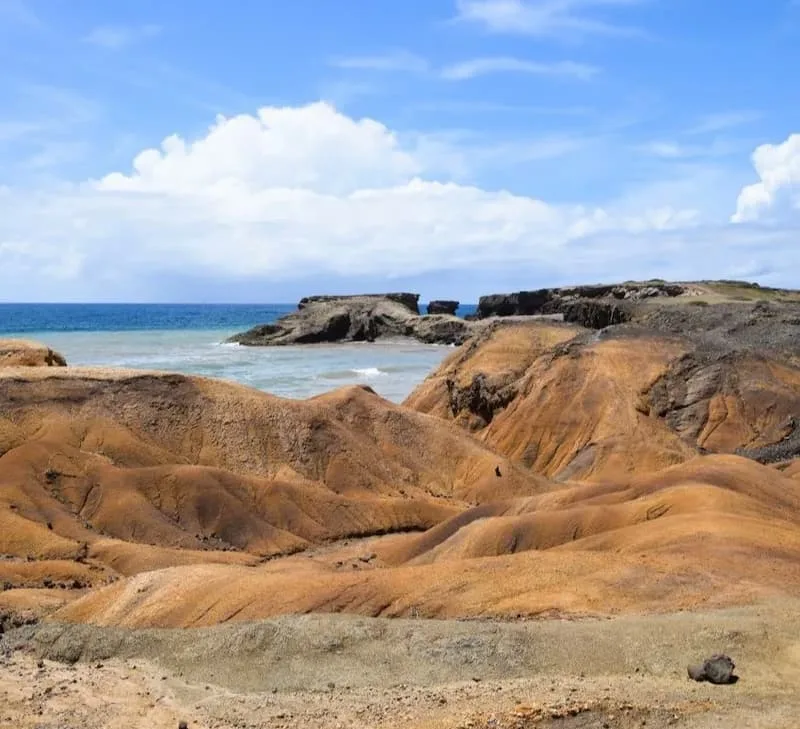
[2,599,800,728]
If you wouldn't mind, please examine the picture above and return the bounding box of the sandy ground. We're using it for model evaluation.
[2,600,800,729]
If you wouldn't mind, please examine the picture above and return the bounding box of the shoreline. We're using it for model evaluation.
[0,329,453,403]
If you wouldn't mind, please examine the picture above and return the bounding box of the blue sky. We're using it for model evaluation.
[1,0,800,302]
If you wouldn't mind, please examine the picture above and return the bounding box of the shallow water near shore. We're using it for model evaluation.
[39,329,451,401]
[0,303,462,401]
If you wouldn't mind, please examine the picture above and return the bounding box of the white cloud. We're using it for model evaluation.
[687,110,762,136]
[732,134,800,223]
[331,51,429,73]
[440,57,598,80]
[455,0,646,40]
[98,103,422,196]
[408,100,592,115]
[0,102,795,299]
[638,138,740,160]
[331,50,595,82]
[84,24,161,50]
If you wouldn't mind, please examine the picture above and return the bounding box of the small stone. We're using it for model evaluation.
[704,654,736,684]
[178,722,189,729]
[687,663,705,681]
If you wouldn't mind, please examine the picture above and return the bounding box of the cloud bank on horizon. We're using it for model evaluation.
[1,0,799,302]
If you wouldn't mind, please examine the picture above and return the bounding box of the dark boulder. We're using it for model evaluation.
[687,654,736,684]
[427,300,459,316]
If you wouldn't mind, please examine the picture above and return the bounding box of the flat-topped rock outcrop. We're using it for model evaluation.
[476,281,687,320]
[426,300,459,316]
[299,292,420,314]
[229,294,474,346]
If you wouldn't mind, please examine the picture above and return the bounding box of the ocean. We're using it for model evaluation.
[0,303,476,402]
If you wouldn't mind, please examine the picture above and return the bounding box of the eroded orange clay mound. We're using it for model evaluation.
[0,368,549,599]
[51,453,800,627]
[378,454,800,563]
[406,321,800,482]
[0,339,67,368]
[5,314,800,628]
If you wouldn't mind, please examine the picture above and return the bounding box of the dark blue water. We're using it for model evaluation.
[0,304,295,335]
[0,303,478,335]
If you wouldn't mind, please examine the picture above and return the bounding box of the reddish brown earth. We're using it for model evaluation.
[2,295,800,727]
[0,339,66,368]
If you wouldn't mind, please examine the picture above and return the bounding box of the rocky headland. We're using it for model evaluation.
[228,280,797,349]
[228,293,475,346]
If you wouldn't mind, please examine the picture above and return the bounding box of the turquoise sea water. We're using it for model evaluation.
[0,304,475,402]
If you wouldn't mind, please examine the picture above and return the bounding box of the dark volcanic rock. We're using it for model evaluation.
[477,290,552,318]
[427,300,459,316]
[228,295,477,346]
[637,300,800,356]
[561,299,632,329]
[476,282,686,320]
[445,373,518,428]
[299,293,420,315]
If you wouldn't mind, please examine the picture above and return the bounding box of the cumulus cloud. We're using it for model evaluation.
[0,101,795,300]
[732,134,800,222]
[98,103,422,196]
[85,103,697,277]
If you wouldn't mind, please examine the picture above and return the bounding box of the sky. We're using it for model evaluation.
[1,0,800,303]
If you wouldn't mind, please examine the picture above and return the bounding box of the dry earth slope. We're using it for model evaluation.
[4,297,800,628]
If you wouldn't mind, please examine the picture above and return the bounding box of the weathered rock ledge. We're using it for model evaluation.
[476,281,686,319]
[299,293,420,314]
[228,294,474,346]
[230,280,797,348]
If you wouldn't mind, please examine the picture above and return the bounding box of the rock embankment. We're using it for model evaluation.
[476,281,686,322]
[229,294,474,346]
